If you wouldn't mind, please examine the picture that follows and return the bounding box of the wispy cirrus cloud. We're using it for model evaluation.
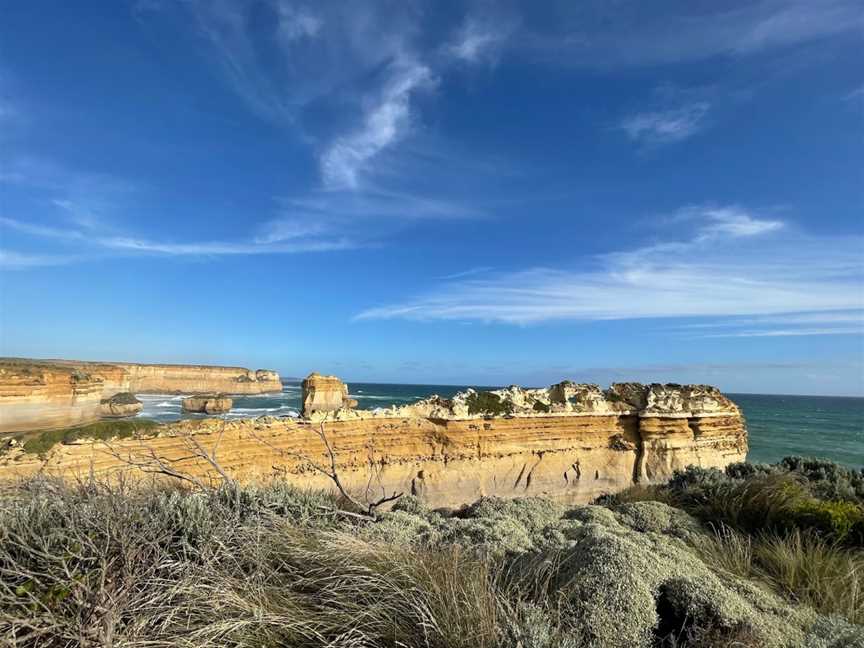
[678,205,784,239]
[525,0,863,67]
[677,311,864,329]
[135,1,495,236]
[675,308,864,339]
[702,327,863,338]
[0,249,79,269]
[0,214,355,260]
[444,11,518,65]
[320,60,435,189]
[620,101,711,145]
[439,266,494,281]
[355,206,864,326]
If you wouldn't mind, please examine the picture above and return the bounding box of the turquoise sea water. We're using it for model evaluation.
[138,383,864,467]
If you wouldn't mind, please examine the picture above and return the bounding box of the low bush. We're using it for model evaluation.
[1,470,862,647]
[791,499,864,545]
[16,419,160,457]
[637,459,864,548]
[465,391,515,416]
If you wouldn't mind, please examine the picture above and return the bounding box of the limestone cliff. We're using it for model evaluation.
[54,360,282,397]
[0,358,281,433]
[0,361,104,434]
[301,373,357,417]
[0,380,747,506]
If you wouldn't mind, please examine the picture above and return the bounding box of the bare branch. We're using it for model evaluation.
[100,424,236,490]
[251,418,402,519]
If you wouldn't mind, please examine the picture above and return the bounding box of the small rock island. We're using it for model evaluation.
[181,394,233,414]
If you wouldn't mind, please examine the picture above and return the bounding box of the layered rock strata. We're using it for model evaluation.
[0,358,281,433]
[0,381,747,506]
[182,394,233,414]
[301,373,357,417]
[100,392,143,418]
[0,362,104,434]
[54,360,282,397]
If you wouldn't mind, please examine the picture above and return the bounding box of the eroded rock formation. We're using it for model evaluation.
[0,361,103,433]
[0,358,281,433]
[100,392,143,418]
[182,394,233,414]
[0,379,747,507]
[66,360,282,397]
[301,373,357,417]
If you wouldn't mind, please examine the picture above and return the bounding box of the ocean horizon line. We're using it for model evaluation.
[279,378,864,400]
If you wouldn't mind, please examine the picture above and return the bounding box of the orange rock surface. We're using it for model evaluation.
[0,358,281,433]
[0,401,747,506]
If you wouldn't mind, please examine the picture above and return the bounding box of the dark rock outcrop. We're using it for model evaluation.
[100,392,143,418]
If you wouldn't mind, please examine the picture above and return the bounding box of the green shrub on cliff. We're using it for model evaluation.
[17,419,159,457]
[466,390,515,416]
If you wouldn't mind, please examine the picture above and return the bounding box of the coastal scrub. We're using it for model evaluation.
[2,459,862,647]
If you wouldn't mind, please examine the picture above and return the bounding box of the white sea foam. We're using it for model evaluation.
[233,406,296,413]
[351,394,400,400]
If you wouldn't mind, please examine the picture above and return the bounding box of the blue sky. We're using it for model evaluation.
[1,1,862,395]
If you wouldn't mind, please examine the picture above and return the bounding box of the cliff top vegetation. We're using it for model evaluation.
[0,457,862,647]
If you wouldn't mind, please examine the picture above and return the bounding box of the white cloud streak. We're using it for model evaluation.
[355,208,864,325]
[680,205,784,239]
[703,327,863,338]
[0,215,355,259]
[320,60,434,189]
[0,250,79,269]
[620,102,710,145]
[527,0,863,67]
[275,2,321,43]
[677,311,864,329]
[445,14,516,64]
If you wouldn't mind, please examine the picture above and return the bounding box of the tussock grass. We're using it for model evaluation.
[2,461,863,647]
[602,460,864,633]
[703,525,864,624]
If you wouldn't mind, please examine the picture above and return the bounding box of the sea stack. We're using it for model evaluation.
[100,392,143,418]
[301,372,358,418]
[181,394,233,414]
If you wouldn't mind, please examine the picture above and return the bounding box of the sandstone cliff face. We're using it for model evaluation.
[0,362,103,434]
[301,373,357,417]
[0,358,281,433]
[71,361,282,397]
[0,381,747,507]
[182,394,233,414]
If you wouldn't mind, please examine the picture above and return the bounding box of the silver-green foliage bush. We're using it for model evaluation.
[1,478,862,647]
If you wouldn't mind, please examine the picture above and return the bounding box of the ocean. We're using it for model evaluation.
[138,383,864,468]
